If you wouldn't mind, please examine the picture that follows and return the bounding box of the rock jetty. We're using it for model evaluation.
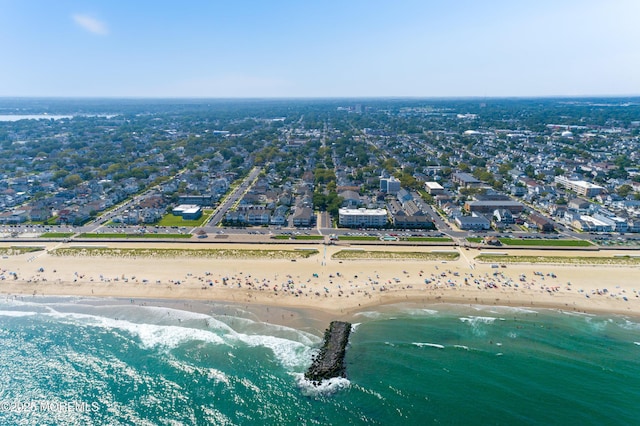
[305,321,351,384]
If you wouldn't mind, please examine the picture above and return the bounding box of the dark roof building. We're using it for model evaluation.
[455,215,491,230]
[528,213,555,232]
[452,172,482,187]
[464,200,525,214]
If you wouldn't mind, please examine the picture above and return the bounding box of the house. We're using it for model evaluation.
[455,215,491,230]
[627,219,640,233]
[117,210,140,225]
[593,212,628,233]
[567,198,591,212]
[572,216,614,232]
[493,209,514,224]
[528,213,554,232]
[211,178,229,194]
[140,208,164,224]
[28,207,51,222]
[138,195,166,210]
[339,190,362,208]
[510,185,526,197]
[292,207,314,227]
[246,208,271,225]
[270,205,288,226]
[435,195,453,208]
[396,188,413,205]
[56,207,90,224]
[0,210,28,224]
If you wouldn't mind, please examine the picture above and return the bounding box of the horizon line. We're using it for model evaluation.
[1,94,640,101]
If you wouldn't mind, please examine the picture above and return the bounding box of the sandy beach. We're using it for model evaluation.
[1,242,639,319]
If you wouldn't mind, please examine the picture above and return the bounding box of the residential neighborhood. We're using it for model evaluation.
[1,97,639,245]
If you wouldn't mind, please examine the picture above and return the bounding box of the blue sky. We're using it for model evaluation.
[1,0,639,98]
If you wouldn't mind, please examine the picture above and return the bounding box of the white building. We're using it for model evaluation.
[555,176,604,197]
[425,181,444,195]
[339,208,388,228]
[172,204,203,220]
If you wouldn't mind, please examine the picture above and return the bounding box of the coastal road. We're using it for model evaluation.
[317,212,331,234]
[202,166,262,229]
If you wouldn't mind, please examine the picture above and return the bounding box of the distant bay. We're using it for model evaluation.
[0,114,116,121]
[0,114,73,121]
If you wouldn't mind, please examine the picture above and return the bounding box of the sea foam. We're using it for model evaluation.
[0,310,37,317]
[293,373,351,397]
[459,316,501,325]
[412,342,445,349]
[43,306,316,370]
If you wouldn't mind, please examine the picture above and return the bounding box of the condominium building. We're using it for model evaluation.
[554,176,604,197]
[338,208,388,228]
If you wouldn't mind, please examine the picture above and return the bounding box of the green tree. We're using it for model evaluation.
[313,191,327,210]
[616,184,633,198]
[524,165,535,179]
[62,174,83,188]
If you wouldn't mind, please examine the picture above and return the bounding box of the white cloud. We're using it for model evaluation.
[72,14,109,36]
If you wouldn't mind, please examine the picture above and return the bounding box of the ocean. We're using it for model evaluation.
[0,297,638,425]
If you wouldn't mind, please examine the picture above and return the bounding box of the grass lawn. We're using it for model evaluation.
[270,235,324,240]
[466,237,483,243]
[475,254,640,265]
[77,233,192,239]
[156,210,213,227]
[499,238,593,247]
[337,236,380,241]
[40,232,74,238]
[404,236,453,242]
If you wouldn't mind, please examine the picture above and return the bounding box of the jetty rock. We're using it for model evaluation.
[305,321,352,384]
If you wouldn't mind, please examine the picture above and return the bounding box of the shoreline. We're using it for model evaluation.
[1,242,639,323]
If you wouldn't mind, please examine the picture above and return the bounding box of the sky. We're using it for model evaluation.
[1,0,639,98]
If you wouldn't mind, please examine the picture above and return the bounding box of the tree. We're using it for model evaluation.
[313,191,327,210]
[616,184,633,198]
[498,163,513,175]
[53,169,70,180]
[398,172,420,190]
[326,192,343,216]
[524,165,535,179]
[62,174,83,188]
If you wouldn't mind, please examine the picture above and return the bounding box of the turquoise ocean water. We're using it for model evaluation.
[0,297,638,425]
